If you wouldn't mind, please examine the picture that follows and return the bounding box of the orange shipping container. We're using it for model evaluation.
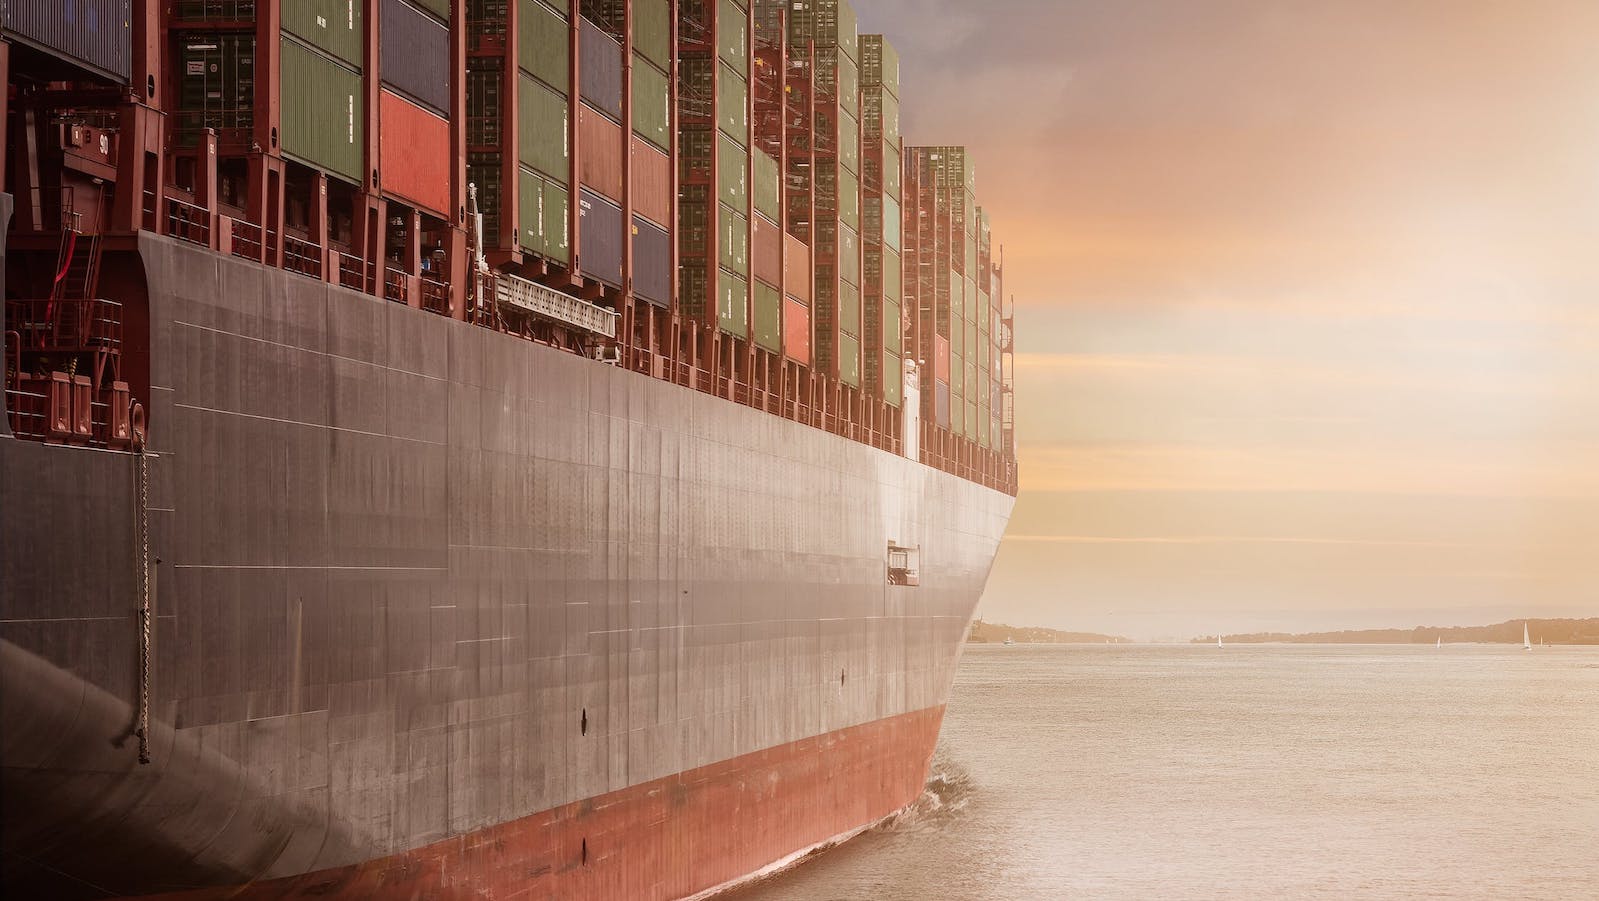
[784,296,811,364]
[783,232,812,303]
[752,213,781,287]
[631,137,671,228]
[379,90,450,217]
[578,103,623,202]
[934,334,950,382]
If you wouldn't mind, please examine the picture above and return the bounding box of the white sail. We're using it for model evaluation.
[1437,636,1441,649]
[1524,622,1532,650]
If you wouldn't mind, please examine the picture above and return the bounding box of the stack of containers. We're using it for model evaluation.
[576,14,625,288]
[631,0,673,306]
[378,0,453,221]
[927,147,976,439]
[749,6,786,356]
[279,2,366,187]
[859,34,901,408]
[789,0,860,388]
[904,146,949,430]
[755,0,814,367]
[975,207,993,450]
[678,0,753,339]
[512,0,572,266]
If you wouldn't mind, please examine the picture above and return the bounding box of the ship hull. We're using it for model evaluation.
[1,234,1012,899]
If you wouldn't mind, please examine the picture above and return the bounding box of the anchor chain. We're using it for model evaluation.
[134,441,152,765]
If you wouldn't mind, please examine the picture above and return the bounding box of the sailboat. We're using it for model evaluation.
[1523,622,1532,651]
[1217,635,1224,649]
[1436,636,1442,649]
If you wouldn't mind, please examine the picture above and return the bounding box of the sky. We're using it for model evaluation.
[860,0,1599,640]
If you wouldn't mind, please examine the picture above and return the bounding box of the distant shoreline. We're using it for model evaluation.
[1190,617,1599,646]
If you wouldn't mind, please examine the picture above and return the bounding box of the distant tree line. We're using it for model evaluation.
[968,620,1131,644]
[1191,617,1599,645]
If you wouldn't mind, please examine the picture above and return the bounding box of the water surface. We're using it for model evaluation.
[726,644,1599,900]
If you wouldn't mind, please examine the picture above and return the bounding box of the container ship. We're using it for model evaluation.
[0,1,1016,898]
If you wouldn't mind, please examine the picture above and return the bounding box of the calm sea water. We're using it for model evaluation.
[724,644,1599,901]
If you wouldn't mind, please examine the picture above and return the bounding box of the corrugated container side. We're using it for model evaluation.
[578,103,623,201]
[718,63,749,144]
[882,349,903,407]
[380,90,451,215]
[579,188,623,286]
[882,196,902,251]
[839,224,860,286]
[719,206,749,276]
[411,0,448,18]
[633,218,671,306]
[542,179,571,262]
[579,17,622,120]
[718,271,749,337]
[3,0,131,82]
[519,74,570,181]
[884,298,902,354]
[884,247,902,303]
[754,281,783,353]
[934,334,950,382]
[837,52,859,117]
[784,233,812,303]
[840,280,860,338]
[754,150,782,221]
[884,144,901,197]
[281,36,364,183]
[752,213,781,287]
[631,138,672,228]
[717,134,747,209]
[934,379,951,428]
[784,296,812,364]
[381,0,451,115]
[632,57,671,150]
[634,0,671,70]
[717,0,749,76]
[520,0,570,91]
[282,0,363,68]
[839,110,860,174]
[838,167,860,229]
[839,333,862,387]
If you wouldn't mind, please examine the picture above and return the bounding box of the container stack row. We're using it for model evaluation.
[859,34,902,409]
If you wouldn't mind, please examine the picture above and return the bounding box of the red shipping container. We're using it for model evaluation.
[784,296,811,365]
[579,103,623,202]
[631,137,671,228]
[752,213,781,287]
[934,334,950,382]
[783,232,812,303]
[379,90,451,216]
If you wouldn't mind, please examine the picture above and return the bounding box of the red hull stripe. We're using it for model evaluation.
[139,706,946,900]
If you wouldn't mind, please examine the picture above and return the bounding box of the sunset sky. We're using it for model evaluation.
[864,0,1599,639]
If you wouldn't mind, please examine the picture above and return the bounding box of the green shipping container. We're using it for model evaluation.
[884,144,901,198]
[884,247,901,305]
[718,63,748,144]
[754,150,781,221]
[282,0,362,68]
[280,36,362,182]
[718,270,749,337]
[719,205,749,276]
[519,0,570,92]
[518,168,571,263]
[633,57,670,150]
[718,0,749,77]
[519,73,569,180]
[950,352,963,396]
[634,0,671,70]
[861,34,899,95]
[882,349,902,407]
[839,109,859,174]
[754,280,782,353]
[882,195,901,251]
[838,166,859,230]
[840,280,860,337]
[839,332,861,388]
[839,223,860,285]
[884,298,902,354]
[717,133,747,208]
[837,52,859,117]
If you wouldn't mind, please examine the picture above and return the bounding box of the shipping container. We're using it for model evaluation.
[3,0,131,82]
[717,133,747,208]
[719,205,749,276]
[882,350,902,407]
[838,166,859,229]
[717,0,749,76]
[754,280,782,353]
[860,34,899,95]
[883,247,901,303]
[519,168,571,262]
[838,333,861,388]
[520,74,570,181]
[280,35,363,183]
[934,334,950,382]
[578,103,623,200]
[633,57,671,150]
[839,280,860,337]
[579,188,624,286]
[883,298,902,354]
[633,0,671,70]
[839,110,859,174]
[753,150,781,222]
[282,0,362,68]
[784,296,811,364]
[752,213,781,287]
[790,0,857,62]
[380,90,451,216]
[579,17,622,121]
[631,137,672,228]
[784,233,812,303]
[412,0,448,19]
[520,0,570,91]
[839,223,860,286]
[381,0,451,115]
[718,63,748,144]
[633,218,671,306]
[174,32,255,147]
[934,379,951,429]
[718,270,749,336]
